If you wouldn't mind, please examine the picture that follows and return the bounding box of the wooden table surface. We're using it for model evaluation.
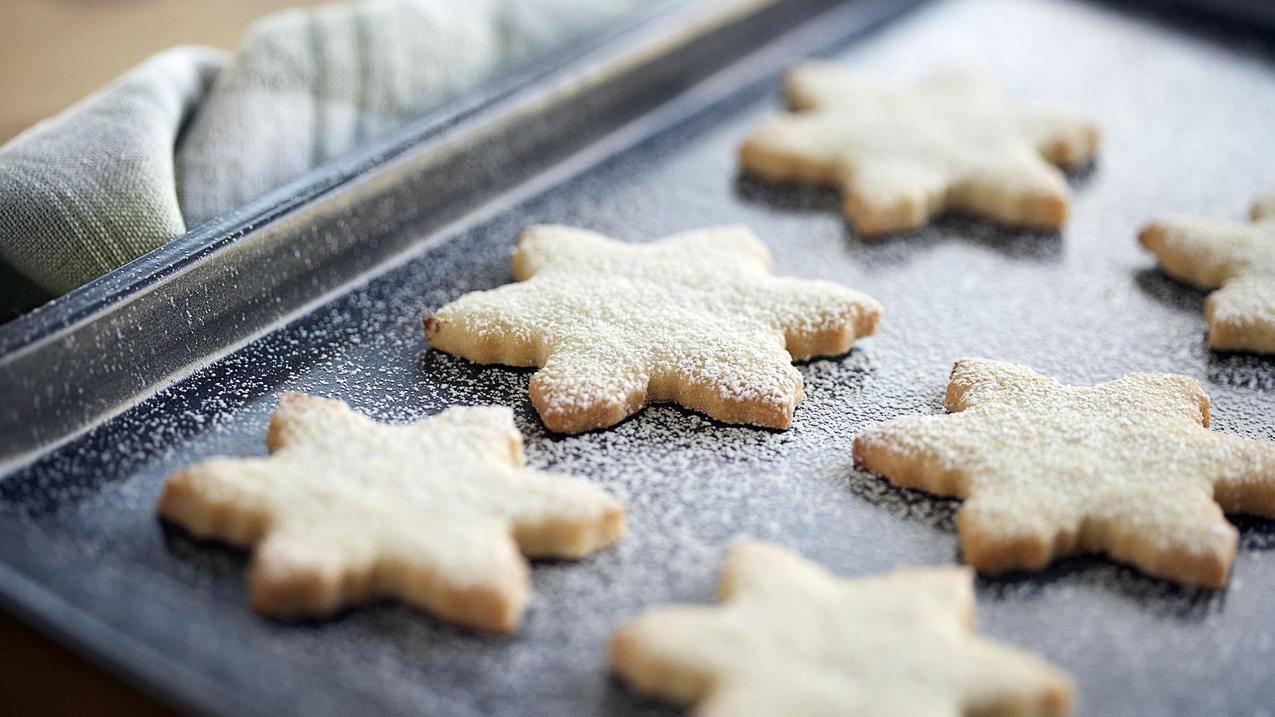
[0,607,174,715]
[0,0,326,144]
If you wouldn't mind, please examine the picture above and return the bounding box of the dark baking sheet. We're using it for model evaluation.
[2,0,1275,714]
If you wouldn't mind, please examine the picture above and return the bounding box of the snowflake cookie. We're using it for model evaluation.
[610,540,1073,716]
[740,63,1100,236]
[1140,192,1275,354]
[854,358,1275,588]
[158,393,624,631]
[425,225,881,433]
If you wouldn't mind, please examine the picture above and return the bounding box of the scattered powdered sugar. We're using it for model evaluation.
[1,0,1274,714]
[1141,203,1275,353]
[611,541,1071,714]
[857,357,1275,587]
[427,224,879,429]
[739,62,1099,235]
[159,394,622,630]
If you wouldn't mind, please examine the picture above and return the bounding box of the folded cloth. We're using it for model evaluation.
[0,0,646,312]
[0,47,226,299]
[176,0,648,226]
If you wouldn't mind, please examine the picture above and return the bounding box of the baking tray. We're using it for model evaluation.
[1,0,1274,714]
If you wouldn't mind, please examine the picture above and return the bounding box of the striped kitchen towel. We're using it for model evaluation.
[0,0,648,312]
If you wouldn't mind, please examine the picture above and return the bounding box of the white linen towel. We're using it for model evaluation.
[0,0,647,308]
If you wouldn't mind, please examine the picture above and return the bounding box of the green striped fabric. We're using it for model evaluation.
[0,0,648,314]
[0,47,225,305]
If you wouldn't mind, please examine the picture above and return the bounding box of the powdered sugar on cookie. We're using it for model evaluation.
[610,540,1073,716]
[158,393,624,631]
[740,63,1100,236]
[853,358,1275,588]
[425,225,881,433]
[1140,193,1275,354]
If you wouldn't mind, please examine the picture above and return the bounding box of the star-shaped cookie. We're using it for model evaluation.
[424,225,881,433]
[853,358,1275,588]
[158,393,624,631]
[740,63,1100,236]
[609,540,1073,716]
[1140,193,1275,353]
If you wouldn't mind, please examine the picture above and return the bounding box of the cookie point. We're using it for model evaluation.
[957,510,1056,575]
[766,404,795,430]
[606,623,661,695]
[248,560,340,621]
[1196,526,1237,590]
[1199,562,1231,591]
[859,302,883,337]
[569,502,628,558]
[1205,318,1246,356]
[1249,193,1275,221]
[154,469,195,522]
[606,623,636,666]
[846,207,898,239]
[534,404,610,435]
[1137,222,1166,250]
[277,390,310,406]
[949,356,985,377]
[1039,194,1069,228]
[602,503,628,546]
[1041,672,1077,717]
[451,592,520,633]
[850,434,868,464]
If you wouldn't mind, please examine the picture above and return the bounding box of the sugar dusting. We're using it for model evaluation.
[857,357,1275,587]
[1140,203,1275,353]
[740,61,1100,234]
[612,541,1072,714]
[0,0,1274,715]
[427,224,880,429]
[160,395,623,628]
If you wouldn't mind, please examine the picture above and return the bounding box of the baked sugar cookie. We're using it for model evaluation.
[425,225,881,433]
[740,63,1100,236]
[1140,194,1275,353]
[610,540,1073,716]
[158,393,624,631]
[854,358,1275,588]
